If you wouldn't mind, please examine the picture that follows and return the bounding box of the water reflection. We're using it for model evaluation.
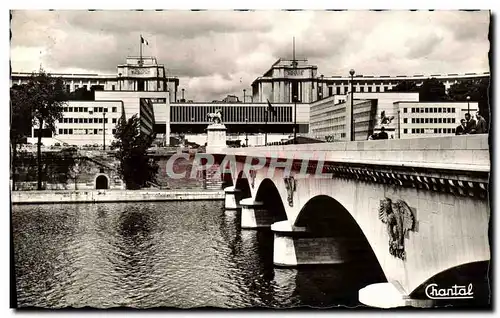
[14,201,385,309]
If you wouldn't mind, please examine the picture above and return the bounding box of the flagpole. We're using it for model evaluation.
[140,35,143,65]
[292,36,297,144]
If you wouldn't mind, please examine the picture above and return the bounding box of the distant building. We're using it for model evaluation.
[309,91,478,141]
[221,95,241,103]
[11,56,180,103]
[28,57,170,147]
[310,97,378,141]
[309,92,419,140]
[396,101,479,139]
[251,58,490,104]
[12,54,488,147]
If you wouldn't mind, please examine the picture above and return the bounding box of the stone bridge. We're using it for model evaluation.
[206,135,490,308]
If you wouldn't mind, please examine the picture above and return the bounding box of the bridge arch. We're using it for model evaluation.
[234,171,251,200]
[408,260,490,303]
[255,178,288,222]
[294,195,385,270]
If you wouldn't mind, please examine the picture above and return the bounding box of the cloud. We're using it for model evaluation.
[405,32,443,59]
[10,10,490,101]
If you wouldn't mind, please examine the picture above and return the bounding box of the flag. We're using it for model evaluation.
[267,99,277,117]
[141,35,149,46]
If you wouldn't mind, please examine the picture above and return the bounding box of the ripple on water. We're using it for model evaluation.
[13,201,383,308]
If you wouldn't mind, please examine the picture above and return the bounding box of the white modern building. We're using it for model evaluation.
[27,56,171,147]
[396,101,479,138]
[308,91,479,141]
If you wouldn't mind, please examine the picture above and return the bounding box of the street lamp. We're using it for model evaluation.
[243,89,246,104]
[245,117,249,147]
[118,73,122,91]
[349,69,355,141]
[182,88,185,102]
[293,94,297,144]
[467,95,471,115]
[103,110,107,151]
[397,110,401,139]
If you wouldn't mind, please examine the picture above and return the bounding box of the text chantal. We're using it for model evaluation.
[425,283,474,299]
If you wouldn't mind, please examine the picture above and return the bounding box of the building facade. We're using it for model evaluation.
[396,101,479,139]
[251,58,490,104]
[310,97,377,141]
[309,93,479,141]
[27,57,171,147]
[14,55,489,147]
[170,102,309,135]
[11,56,180,103]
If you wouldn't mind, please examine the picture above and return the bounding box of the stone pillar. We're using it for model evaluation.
[224,186,241,210]
[240,198,275,229]
[271,220,360,267]
[271,220,307,266]
[206,123,227,154]
[359,283,434,308]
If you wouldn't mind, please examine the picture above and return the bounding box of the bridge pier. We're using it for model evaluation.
[359,283,434,308]
[224,186,241,210]
[271,220,356,267]
[240,198,276,229]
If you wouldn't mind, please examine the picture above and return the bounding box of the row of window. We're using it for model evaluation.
[58,128,117,135]
[404,128,456,134]
[403,107,456,114]
[403,117,456,124]
[171,106,293,123]
[59,117,118,124]
[63,106,118,113]
[318,85,389,98]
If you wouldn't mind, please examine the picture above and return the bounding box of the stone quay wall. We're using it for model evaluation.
[12,189,224,205]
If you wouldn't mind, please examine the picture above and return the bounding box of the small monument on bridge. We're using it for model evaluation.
[206,109,227,153]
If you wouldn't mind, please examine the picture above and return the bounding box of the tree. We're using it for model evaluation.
[68,85,103,101]
[26,68,68,190]
[10,84,32,190]
[112,114,159,189]
[390,78,448,102]
[389,81,418,92]
[448,78,490,125]
[418,78,448,102]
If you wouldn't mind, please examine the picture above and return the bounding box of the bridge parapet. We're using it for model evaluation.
[214,135,490,199]
[216,135,489,171]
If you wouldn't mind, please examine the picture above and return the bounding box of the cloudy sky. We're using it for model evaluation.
[10,10,490,101]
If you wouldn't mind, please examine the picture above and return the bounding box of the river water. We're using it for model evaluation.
[12,201,386,309]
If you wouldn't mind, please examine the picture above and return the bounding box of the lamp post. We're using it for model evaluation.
[245,117,249,147]
[118,73,122,91]
[103,110,106,151]
[293,94,297,144]
[467,95,471,115]
[182,88,185,102]
[398,110,401,139]
[319,74,324,100]
[243,89,246,104]
[349,69,355,141]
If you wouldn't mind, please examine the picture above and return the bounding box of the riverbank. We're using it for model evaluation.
[11,189,224,205]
